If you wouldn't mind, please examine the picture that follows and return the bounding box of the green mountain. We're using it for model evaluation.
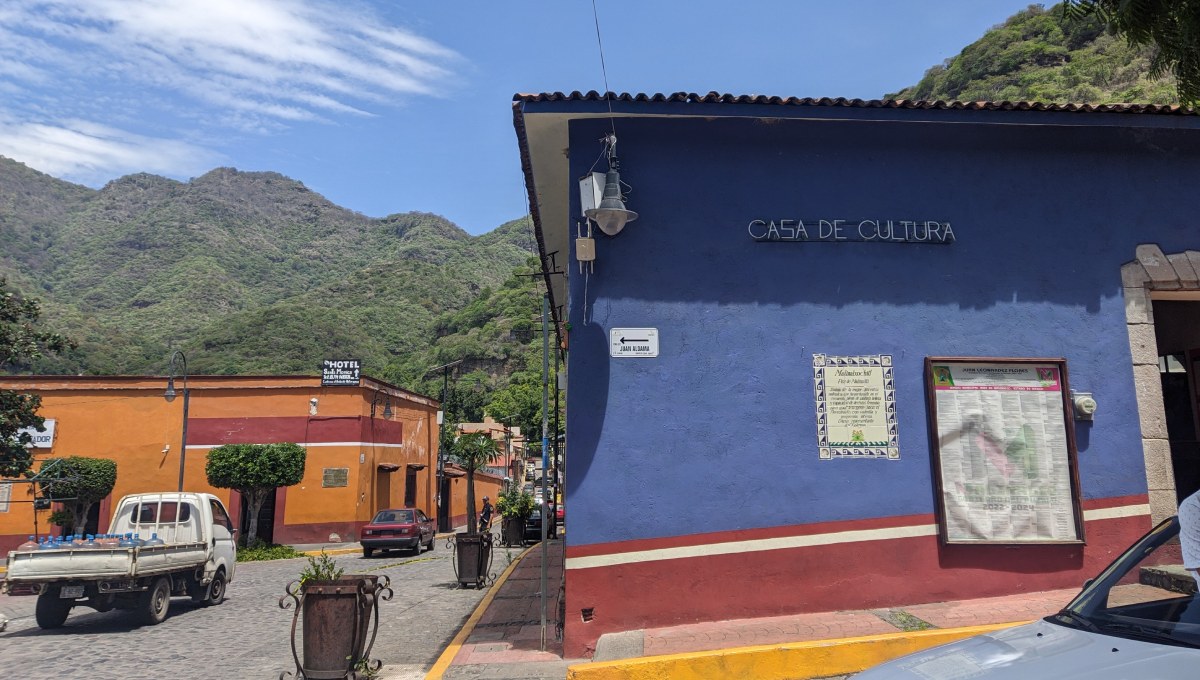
[888,3,1178,104]
[0,158,537,382]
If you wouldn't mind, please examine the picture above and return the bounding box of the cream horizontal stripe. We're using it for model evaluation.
[186,442,409,450]
[1082,503,1150,521]
[566,523,939,571]
[566,503,1152,571]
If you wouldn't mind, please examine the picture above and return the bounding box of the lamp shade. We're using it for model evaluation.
[585,169,638,236]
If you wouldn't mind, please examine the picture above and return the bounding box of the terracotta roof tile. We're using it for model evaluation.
[513,91,1195,115]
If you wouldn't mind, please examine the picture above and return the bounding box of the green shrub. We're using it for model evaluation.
[237,542,305,562]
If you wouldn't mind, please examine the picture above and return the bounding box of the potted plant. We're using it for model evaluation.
[496,489,535,547]
[450,431,502,587]
[279,550,392,678]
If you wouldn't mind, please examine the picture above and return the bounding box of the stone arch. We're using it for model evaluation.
[1122,244,1200,523]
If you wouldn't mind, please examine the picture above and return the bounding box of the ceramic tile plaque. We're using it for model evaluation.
[814,354,898,460]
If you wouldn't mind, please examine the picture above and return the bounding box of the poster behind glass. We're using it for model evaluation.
[926,358,1083,544]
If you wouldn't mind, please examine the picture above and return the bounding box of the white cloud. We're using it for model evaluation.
[0,118,223,185]
[0,0,462,181]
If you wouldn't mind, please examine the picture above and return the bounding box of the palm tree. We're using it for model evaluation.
[452,431,501,534]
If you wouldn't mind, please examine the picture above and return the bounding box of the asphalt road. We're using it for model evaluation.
[0,540,497,680]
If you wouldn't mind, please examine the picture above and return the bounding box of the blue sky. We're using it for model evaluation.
[0,1,1040,235]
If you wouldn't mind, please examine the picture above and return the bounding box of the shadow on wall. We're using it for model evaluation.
[567,115,1200,314]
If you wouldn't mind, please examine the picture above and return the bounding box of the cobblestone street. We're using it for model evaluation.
[0,541,517,679]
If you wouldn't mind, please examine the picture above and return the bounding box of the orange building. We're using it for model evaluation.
[0,375,503,554]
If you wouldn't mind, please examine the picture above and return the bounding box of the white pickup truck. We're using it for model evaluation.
[2,492,237,629]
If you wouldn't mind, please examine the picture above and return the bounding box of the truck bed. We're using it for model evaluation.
[5,542,209,583]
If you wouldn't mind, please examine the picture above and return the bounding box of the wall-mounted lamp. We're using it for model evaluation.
[1071,391,1097,421]
[309,397,319,416]
[580,133,637,236]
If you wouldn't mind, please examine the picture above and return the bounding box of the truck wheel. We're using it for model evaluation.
[35,591,71,629]
[137,577,171,625]
[202,569,227,606]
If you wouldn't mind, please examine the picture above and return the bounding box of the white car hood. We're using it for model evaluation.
[854,620,1200,679]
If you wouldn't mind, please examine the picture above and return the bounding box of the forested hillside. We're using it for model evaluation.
[888,3,1178,104]
[0,158,537,386]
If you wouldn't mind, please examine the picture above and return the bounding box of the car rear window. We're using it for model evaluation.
[131,501,191,523]
[373,510,414,523]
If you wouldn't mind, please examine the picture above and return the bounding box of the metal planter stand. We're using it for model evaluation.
[501,516,524,547]
[279,574,393,679]
[452,532,492,588]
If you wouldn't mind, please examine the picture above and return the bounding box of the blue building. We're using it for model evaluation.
[513,92,1200,657]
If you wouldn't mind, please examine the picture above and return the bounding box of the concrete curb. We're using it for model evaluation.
[565,621,1029,680]
[422,542,535,680]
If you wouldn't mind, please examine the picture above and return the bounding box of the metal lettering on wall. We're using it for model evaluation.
[322,468,349,488]
[813,354,899,460]
[748,219,955,244]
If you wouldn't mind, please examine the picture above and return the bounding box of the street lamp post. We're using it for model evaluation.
[427,359,462,533]
[164,351,190,493]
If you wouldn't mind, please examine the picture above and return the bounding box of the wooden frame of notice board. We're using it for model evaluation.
[924,357,1085,545]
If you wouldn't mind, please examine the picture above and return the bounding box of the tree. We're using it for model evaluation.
[36,456,118,536]
[451,431,501,535]
[205,442,306,544]
[1064,0,1200,104]
[0,278,74,477]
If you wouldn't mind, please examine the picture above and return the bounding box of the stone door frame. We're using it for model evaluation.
[1123,244,1200,523]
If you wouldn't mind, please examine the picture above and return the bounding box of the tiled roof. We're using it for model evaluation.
[513,91,1196,115]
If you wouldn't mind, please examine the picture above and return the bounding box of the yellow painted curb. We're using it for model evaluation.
[301,547,361,557]
[424,543,535,680]
[566,621,1030,680]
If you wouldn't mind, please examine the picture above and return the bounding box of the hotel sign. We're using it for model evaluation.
[321,359,361,386]
[748,219,955,244]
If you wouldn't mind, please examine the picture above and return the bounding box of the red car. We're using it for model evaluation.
[555,503,564,525]
[360,508,435,557]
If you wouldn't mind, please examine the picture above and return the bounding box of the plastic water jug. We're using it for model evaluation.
[143,533,165,547]
[17,535,38,551]
[38,538,59,550]
[82,535,99,549]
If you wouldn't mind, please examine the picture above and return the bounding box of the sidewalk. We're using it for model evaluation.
[420,534,1084,680]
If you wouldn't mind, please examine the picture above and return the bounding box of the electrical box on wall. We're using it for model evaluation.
[576,237,595,262]
[579,172,604,215]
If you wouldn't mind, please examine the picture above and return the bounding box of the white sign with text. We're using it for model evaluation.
[610,328,659,358]
[18,419,56,448]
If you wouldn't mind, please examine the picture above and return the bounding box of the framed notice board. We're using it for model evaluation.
[925,357,1084,544]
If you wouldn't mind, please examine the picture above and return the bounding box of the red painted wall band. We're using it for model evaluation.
[565,494,1150,559]
[561,511,1151,658]
[186,416,403,447]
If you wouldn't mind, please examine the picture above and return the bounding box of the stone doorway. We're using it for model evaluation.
[1123,245,1200,521]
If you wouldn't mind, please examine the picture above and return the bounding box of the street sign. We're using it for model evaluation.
[609,328,659,358]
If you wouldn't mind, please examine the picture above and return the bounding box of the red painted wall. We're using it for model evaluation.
[561,500,1152,658]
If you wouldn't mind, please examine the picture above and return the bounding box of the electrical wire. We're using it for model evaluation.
[591,0,617,138]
